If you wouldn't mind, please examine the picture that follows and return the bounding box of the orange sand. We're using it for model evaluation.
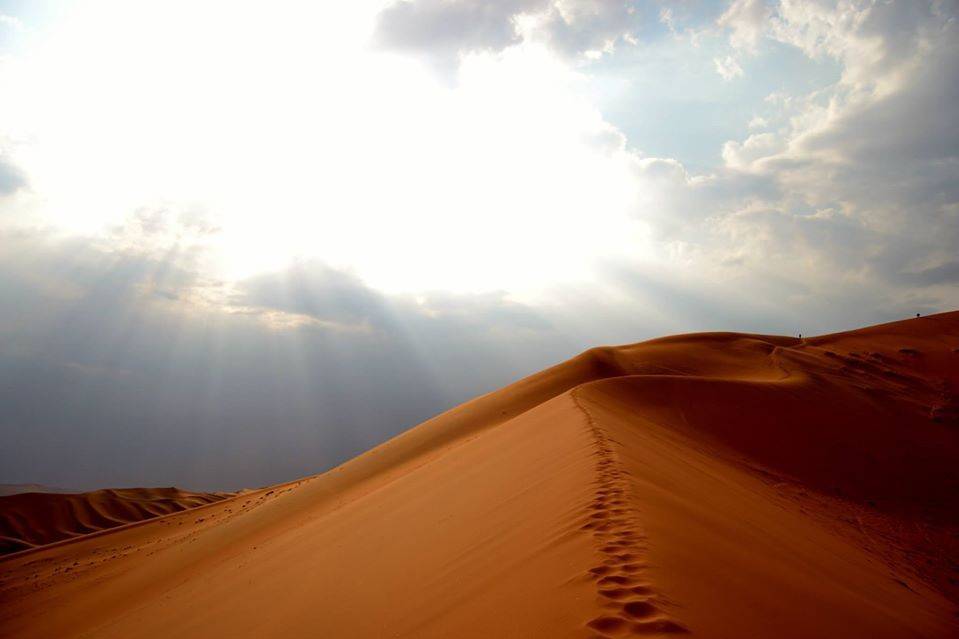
[1,312,958,637]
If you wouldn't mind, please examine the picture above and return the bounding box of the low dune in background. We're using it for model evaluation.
[0,488,232,555]
[0,485,73,498]
[1,312,958,638]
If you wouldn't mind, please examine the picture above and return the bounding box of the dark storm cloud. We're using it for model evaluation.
[0,228,575,492]
[0,222,945,494]
[898,261,959,287]
[237,262,391,328]
[603,262,789,330]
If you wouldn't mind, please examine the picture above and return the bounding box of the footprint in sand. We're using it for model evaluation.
[576,394,689,638]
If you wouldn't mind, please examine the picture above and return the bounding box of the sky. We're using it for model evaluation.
[1,0,957,491]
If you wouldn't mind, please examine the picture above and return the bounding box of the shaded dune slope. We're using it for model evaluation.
[1,312,958,638]
[0,485,72,498]
[0,488,232,554]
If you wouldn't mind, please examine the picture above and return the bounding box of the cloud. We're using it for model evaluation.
[373,0,641,71]
[586,0,958,316]
[769,0,941,93]
[9,210,920,493]
[0,13,24,31]
[369,0,958,317]
[713,54,744,79]
[0,223,577,491]
[717,0,769,53]
[898,260,959,287]
[690,0,959,311]
[722,132,780,167]
[236,262,391,329]
[373,0,537,72]
[0,153,25,196]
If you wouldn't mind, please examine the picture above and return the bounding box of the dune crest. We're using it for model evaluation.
[1,312,958,638]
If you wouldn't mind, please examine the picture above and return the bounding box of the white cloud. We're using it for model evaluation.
[2,0,957,330]
[714,54,745,79]
[659,8,678,34]
[374,0,642,69]
[717,0,769,53]
[0,148,25,195]
[700,0,959,309]
[722,132,781,168]
[0,13,24,31]
[0,2,657,299]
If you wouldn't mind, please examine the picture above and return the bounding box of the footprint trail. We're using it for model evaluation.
[572,389,689,638]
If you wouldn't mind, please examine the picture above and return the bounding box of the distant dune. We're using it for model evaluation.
[1,312,957,638]
[0,488,231,555]
[0,484,73,498]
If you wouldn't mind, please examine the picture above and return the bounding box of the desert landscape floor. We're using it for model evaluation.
[1,312,958,638]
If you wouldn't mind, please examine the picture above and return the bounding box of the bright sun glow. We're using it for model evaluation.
[0,0,650,297]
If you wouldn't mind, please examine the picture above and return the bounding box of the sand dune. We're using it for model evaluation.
[0,487,231,555]
[0,484,73,498]
[1,312,958,637]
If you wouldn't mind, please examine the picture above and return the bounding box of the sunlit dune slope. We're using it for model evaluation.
[0,488,231,554]
[1,312,958,638]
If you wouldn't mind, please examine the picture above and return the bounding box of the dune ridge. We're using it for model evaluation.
[1,312,958,638]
